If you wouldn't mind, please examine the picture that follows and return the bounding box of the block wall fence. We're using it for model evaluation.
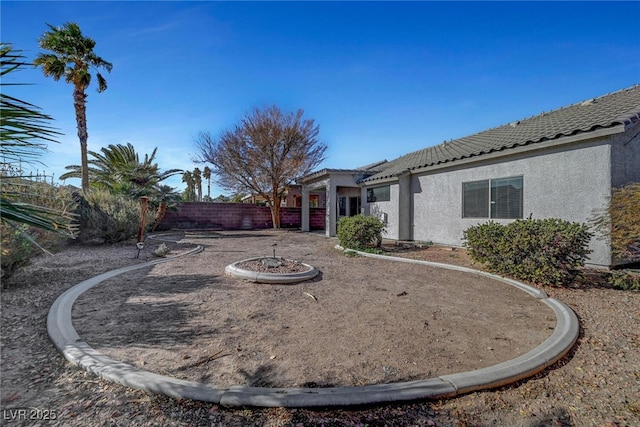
[159,202,326,231]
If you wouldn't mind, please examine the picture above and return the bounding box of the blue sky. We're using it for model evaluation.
[2,1,639,195]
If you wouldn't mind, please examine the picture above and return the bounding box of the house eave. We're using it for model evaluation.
[299,168,381,184]
[362,123,626,184]
[360,176,399,186]
[412,123,625,175]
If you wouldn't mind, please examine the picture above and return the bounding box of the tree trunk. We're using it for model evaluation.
[271,193,281,229]
[152,201,167,231]
[73,86,90,193]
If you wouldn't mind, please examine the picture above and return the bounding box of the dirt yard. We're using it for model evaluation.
[1,229,638,426]
[72,231,552,389]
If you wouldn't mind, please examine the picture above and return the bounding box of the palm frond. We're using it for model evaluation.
[0,198,76,236]
[1,43,77,238]
[1,44,62,164]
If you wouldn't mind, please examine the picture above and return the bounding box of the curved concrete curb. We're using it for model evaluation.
[47,240,579,408]
[336,245,548,299]
[225,257,319,284]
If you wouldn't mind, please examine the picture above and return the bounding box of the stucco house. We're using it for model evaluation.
[241,185,326,208]
[300,84,640,267]
[299,160,388,236]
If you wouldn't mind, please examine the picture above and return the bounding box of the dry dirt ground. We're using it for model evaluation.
[1,229,638,427]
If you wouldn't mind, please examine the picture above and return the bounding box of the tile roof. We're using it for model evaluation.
[362,84,640,183]
[298,160,388,183]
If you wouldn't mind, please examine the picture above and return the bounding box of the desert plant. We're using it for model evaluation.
[1,43,77,235]
[74,190,155,244]
[1,178,76,278]
[591,183,640,263]
[337,214,386,251]
[1,43,78,278]
[608,270,640,290]
[153,242,170,257]
[463,218,592,286]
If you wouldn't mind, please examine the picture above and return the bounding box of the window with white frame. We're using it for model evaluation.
[462,176,523,219]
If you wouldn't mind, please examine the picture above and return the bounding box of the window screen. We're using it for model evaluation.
[491,177,523,219]
[462,176,523,219]
[463,180,490,218]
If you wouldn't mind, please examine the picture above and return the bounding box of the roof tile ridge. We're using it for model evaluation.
[468,84,640,134]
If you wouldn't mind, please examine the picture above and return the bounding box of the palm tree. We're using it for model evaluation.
[34,22,112,194]
[181,171,196,201]
[193,167,202,202]
[60,143,182,198]
[150,184,182,231]
[1,43,76,236]
[203,166,212,201]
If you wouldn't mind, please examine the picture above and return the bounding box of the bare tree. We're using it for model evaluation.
[195,106,327,228]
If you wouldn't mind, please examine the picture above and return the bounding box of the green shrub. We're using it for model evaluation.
[75,190,155,244]
[463,218,593,286]
[608,270,640,290]
[337,214,386,250]
[460,220,505,266]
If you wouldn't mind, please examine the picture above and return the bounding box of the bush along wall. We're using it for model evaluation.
[337,214,386,252]
[463,218,593,286]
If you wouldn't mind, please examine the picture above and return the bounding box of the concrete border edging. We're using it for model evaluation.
[440,298,578,394]
[46,240,579,408]
[337,245,548,299]
[225,257,319,284]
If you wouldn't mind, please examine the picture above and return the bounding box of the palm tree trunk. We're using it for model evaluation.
[74,86,90,193]
[152,201,167,231]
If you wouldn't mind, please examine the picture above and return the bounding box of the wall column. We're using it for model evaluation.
[398,170,413,240]
[301,186,310,232]
[327,181,337,237]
